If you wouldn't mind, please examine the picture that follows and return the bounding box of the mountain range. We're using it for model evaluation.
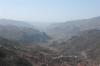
[0,16,100,66]
[0,19,49,43]
[47,16,100,40]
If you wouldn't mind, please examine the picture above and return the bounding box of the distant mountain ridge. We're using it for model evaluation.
[0,19,49,43]
[47,16,100,40]
[0,19,34,28]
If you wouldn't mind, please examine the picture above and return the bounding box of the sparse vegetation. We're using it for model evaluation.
[0,16,100,66]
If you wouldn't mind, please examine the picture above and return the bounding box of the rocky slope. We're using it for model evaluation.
[0,19,49,43]
[50,29,100,62]
[47,16,100,40]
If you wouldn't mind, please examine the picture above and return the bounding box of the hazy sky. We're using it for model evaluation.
[0,0,100,23]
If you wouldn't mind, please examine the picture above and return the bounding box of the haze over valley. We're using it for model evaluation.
[0,0,100,66]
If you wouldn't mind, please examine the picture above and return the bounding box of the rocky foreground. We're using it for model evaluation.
[23,53,99,66]
[0,36,100,66]
[1,45,99,66]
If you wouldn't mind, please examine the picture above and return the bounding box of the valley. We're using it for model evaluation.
[0,16,100,66]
